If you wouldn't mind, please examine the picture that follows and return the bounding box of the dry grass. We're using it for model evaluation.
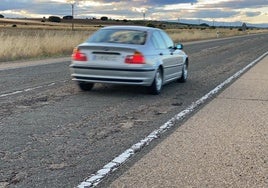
[0,23,267,62]
[167,28,267,43]
[0,28,95,62]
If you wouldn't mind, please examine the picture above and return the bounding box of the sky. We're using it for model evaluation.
[0,0,267,27]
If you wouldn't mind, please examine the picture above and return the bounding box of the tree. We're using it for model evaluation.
[48,16,61,23]
[41,17,46,22]
[242,23,247,31]
[147,23,156,28]
[0,14,4,18]
[63,15,73,20]
[200,23,209,27]
[100,16,108,21]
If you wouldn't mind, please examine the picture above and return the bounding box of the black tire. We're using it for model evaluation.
[149,68,163,95]
[78,82,94,91]
[178,62,188,83]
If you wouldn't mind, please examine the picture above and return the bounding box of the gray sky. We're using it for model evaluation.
[0,0,267,26]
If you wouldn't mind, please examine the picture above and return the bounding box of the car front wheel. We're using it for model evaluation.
[178,62,188,83]
[149,68,163,95]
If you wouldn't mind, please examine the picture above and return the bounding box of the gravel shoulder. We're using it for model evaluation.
[0,57,70,70]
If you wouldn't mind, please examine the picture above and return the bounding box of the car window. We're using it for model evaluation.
[160,30,174,49]
[152,31,167,49]
[87,29,147,45]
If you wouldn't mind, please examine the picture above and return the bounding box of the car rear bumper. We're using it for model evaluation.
[70,65,156,86]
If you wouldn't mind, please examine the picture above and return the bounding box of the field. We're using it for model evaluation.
[0,18,267,62]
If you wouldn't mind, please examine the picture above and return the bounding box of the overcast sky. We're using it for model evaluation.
[0,0,267,26]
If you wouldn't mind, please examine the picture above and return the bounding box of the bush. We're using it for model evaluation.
[100,16,108,21]
[41,17,46,22]
[0,14,4,18]
[63,15,73,20]
[200,23,209,27]
[48,16,61,23]
[147,23,156,28]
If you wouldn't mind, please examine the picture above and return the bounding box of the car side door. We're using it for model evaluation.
[151,31,175,83]
[159,30,184,80]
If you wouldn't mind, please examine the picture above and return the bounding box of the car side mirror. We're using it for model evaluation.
[176,44,183,50]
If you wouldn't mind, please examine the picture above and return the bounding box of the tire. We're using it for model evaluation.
[149,68,163,95]
[78,82,94,91]
[178,62,188,83]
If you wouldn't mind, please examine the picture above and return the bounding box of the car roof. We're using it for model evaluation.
[100,25,161,32]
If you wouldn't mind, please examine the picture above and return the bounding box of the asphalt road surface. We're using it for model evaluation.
[0,33,268,188]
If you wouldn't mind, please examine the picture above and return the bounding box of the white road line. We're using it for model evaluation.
[0,90,24,97]
[77,51,268,188]
[0,80,67,98]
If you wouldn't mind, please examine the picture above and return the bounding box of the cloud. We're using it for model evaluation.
[193,9,238,19]
[200,0,268,9]
[146,0,197,6]
[0,0,267,26]
[87,0,197,6]
[0,0,29,10]
[245,11,262,17]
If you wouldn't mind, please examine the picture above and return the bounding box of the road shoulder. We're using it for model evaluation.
[109,56,268,187]
[0,57,70,70]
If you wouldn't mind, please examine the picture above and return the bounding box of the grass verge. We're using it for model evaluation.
[0,25,267,62]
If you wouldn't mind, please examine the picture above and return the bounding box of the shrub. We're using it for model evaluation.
[200,23,209,27]
[41,17,46,22]
[147,23,156,28]
[100,16,108,21]
[48,16,61,23]
[63,15,73,20]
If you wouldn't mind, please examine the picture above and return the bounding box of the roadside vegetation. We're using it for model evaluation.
[0,28,93,62]
[0,18,267,62]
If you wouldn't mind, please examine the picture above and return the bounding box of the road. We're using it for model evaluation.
[0,33,268,188]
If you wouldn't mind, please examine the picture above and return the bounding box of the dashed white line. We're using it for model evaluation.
[0,90,24,97]
[77,51,268,188]
[0,80,67,98]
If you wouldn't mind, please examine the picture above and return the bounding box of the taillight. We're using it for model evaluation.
[72,48,87,61]
[125,51,145,64]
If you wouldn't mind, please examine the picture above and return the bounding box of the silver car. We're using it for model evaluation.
[70,26,189,94]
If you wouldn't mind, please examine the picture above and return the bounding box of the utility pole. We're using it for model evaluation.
[67,0,76,30]
[71,3,74,30]
[143,12,145,20]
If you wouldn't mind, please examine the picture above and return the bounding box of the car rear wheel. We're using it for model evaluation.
[149,68,163,95]
[178,62,188,83]
[78,82,94,91]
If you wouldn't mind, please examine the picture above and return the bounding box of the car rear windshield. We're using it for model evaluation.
[87,29,147,45]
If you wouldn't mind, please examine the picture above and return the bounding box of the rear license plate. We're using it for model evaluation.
[92,54,119,62]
